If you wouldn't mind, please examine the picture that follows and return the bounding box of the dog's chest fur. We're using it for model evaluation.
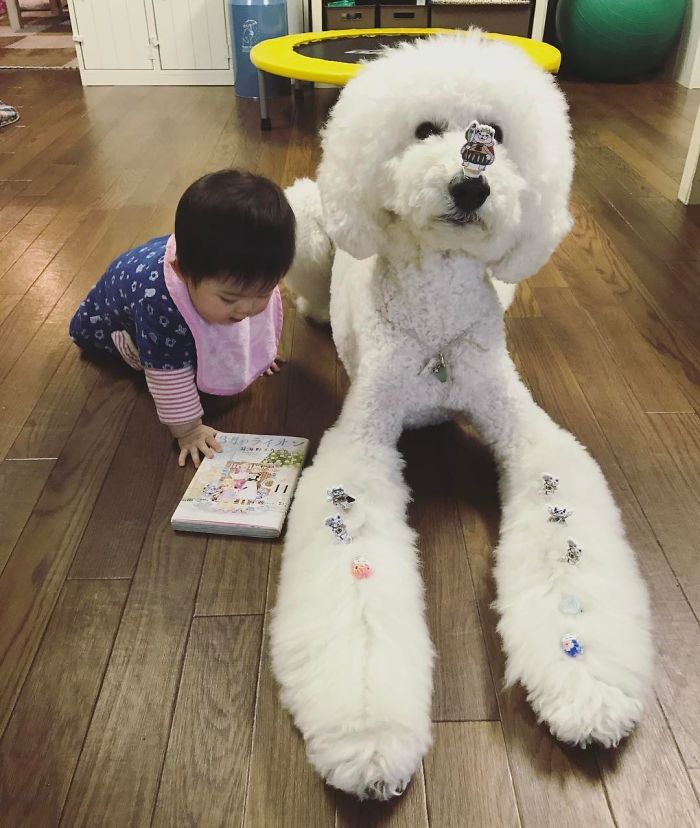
[376,250,504,358]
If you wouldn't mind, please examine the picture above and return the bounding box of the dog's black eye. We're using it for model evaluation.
[415,121,444,140]
[489,124,504,143]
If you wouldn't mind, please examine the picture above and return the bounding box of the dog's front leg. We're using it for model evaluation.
[271,362,434,801]
[458,353,653,748]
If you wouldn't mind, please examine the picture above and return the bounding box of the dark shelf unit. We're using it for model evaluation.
[321,0,532,37]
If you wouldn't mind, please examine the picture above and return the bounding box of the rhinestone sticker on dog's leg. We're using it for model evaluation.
[324,514,352,544]
[326,485,356,511]
[548,504,574,524]
[560,537,583,564]
[559,595,583,615]
[351,558,373,579]
[561,633,584,658]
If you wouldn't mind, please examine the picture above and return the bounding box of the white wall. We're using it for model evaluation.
[674,0,700,88]
[679,103,700,203]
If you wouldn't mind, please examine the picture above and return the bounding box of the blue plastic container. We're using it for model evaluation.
[228,0,290,99]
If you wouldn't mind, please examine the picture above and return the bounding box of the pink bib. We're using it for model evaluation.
[163,234,282,396]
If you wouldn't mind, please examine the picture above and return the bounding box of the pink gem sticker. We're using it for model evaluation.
[351,558,372,580]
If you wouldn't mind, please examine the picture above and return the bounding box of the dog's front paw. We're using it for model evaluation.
[307,722,428,800]
[535,682,644,748]
[497,557,653,749]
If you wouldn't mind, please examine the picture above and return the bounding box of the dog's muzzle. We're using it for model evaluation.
[448,174,490,216]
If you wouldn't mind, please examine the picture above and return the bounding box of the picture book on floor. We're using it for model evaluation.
[171,432,309,537]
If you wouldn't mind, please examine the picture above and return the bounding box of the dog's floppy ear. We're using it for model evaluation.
[491,77,575,284]
[492,202,573,284]
[316,91,388,260]
[317,172,385,260]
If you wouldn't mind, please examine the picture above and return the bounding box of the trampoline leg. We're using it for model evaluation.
[293,79,304,101]
[258,70,271,131]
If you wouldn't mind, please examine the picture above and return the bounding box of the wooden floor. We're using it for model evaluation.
[0,70,699,827]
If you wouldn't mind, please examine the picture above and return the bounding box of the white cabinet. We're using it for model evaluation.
[152,0,230,71]
[70,0,153,70]
[67,0,234,85]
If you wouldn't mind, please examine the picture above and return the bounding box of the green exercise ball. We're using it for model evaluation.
[556,0,687,81]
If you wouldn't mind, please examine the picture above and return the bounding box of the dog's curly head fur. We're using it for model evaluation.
[317,32,574,283]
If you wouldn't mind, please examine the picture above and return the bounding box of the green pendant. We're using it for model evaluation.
[431,353,448,383]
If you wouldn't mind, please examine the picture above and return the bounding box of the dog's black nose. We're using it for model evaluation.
[449,175,490,214]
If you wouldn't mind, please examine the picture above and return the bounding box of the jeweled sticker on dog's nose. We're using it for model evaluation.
[461,121,496,178]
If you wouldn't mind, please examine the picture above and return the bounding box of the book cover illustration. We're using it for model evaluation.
[173,433,308,533]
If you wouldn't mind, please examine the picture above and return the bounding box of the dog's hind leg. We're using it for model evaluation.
[284,178,333,323]
[458,355,653,748]
[270,363,434,800]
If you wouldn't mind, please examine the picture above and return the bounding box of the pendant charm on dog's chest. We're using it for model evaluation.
[423,352,448,383]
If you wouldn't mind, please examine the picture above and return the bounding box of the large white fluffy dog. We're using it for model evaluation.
[271,33,653,801]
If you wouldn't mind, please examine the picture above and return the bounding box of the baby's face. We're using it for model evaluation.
[186,276,275,325]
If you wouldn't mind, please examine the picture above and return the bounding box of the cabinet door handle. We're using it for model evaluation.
[341,12,363,20]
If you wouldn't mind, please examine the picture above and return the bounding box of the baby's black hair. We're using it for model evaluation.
[175,169,295,290]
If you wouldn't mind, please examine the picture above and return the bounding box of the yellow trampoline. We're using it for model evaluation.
[250,28,561,129]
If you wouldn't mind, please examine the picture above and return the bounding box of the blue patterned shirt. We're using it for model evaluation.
[69,235,195,370]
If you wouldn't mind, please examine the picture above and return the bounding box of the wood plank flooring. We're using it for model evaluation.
[0,70,699,827]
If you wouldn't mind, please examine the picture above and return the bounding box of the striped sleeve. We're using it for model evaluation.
[145,366,203,425]
[110,330,143,372]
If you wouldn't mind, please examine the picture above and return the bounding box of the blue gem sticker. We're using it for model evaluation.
[561,633,584,658]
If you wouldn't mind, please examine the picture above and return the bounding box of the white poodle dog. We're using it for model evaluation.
[271,32,653,801]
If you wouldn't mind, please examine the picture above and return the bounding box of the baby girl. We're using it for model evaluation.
[69,169,295,466]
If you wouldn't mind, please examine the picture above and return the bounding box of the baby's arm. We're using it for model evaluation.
[144,367,222,467]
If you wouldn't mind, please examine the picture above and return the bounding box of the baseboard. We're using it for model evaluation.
[77,67,234,86]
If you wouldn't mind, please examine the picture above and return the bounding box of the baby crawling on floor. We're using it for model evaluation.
[70,169,295,467]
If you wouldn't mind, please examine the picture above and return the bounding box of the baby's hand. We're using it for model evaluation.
[264,355,286,376]
[176,423,222,468]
